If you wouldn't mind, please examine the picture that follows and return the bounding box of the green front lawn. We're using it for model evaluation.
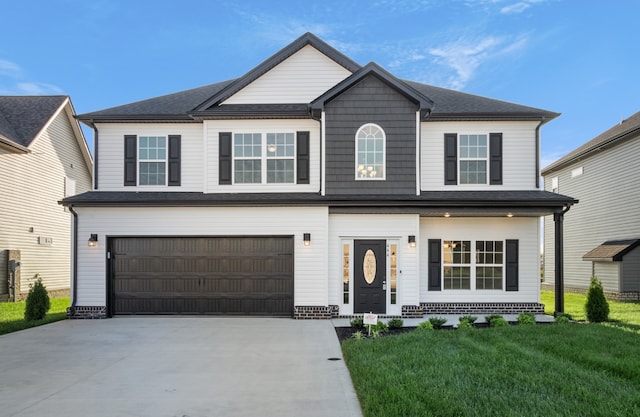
[0,297,69,335]
[343,324,640,417]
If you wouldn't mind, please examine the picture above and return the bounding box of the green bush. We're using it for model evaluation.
[457,320,474,330]
[555,314,571,324]
[517,312,536,325]
[387,318,404,329]
[371,320,389,338]
[459,315,478,324]
[429,317,448,329]
[416,321,434,331]
[24,278,50,321]
[586,277,609,323]
[485,314,503,324]
[487,315,509,327]
[350,316,364,329]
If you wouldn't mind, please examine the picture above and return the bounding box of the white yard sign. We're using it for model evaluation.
[363,313,378,325]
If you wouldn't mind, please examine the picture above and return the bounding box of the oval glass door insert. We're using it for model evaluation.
[363,249,377,284]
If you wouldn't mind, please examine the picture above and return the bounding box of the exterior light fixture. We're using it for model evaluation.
[444,212,451,218]
[408,235,416,248]
[88,234,98,247]
[303,233,311,246]
[507,212,514,218]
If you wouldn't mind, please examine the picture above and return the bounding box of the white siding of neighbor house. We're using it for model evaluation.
[328,214,420,315]
[592,262,620,291]
[74,206,328,307]
[421,121,539,191]
[419,217,540,303]
[544,136,640,293]
[0,104,92,295]
[222,45,352,104]
[95,123,204,192]
[205,119,321,193]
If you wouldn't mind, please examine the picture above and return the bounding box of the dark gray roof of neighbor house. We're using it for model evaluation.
[61,190,576,211]
[0,96,68,147]
[583,239,640,262]
[543,110,640,175]
[76,33,559,124]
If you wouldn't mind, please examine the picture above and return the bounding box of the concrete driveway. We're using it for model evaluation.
[0,318,363,417]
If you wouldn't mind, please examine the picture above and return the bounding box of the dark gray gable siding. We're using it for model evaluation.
[324,75,417,196]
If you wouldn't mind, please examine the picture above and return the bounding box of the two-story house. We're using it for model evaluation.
[1,96,92,301]
[63,33,575,319]
[543,111,640,300]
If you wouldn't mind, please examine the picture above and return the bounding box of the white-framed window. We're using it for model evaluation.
[459,134,488,184]
[233,132,295,184]
[443,239,504,290]
[342,242,350,304]
[551,176,559,193]
[356,123,385,180]
[389,242,398,305]
[139,136,167,185]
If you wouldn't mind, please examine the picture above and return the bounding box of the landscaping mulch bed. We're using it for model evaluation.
[335,326,417,343]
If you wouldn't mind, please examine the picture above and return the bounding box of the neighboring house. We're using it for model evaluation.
[1,96,93,301]
[64,33,575,319]
[543,111,640,300]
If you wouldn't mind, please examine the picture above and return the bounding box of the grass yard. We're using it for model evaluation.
[343,324,640,417]
[541,290,640,332]
[0,297,69,335]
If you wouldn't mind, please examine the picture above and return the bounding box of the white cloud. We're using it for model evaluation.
[463,0,547,14]
[0,59,63,95]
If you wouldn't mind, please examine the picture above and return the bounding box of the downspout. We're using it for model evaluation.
[309,107,323,195]
[553,204,572,315]
[68,206,79,312]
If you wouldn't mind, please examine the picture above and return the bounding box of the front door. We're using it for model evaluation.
[354,240,386,314]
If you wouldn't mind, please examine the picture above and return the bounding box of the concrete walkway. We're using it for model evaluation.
[0,318,363,417]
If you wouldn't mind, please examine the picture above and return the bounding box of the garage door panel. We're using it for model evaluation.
[111,237,294,316]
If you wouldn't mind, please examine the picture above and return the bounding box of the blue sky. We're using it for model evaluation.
[1,0,638,168]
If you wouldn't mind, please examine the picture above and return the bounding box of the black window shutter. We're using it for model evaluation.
[219,132,232,185]
[124,135,137,186]
[505,239,519,291]
[428,239,442,291]
[444,133,457,185]
[168,135,181,186]
[489,133,503,185]
[296,131,310,184]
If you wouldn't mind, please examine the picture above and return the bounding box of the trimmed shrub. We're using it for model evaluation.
[24,278,50,321]
[485,314,503,324]
[487,315,509,327]
[459,315,478,324]
[457,320,474,330]
[350,316,364,329]
[370,320,389,338]
[387,318,404,329]
[586,277,609,323]
[555,314,571,324]
[517,312,536,325]
[416,321,434,331]
[428,317,448,329]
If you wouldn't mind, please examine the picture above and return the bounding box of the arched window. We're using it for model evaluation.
[355,123,385,180]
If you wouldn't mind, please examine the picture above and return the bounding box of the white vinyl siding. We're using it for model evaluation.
[422,121,539,190]
[0,104,92,295]
[205,119,320,193]
[96,123,203,191]
[223,45,352,104]
[74,207,328,307]
[420,217,540,303]
[544,137,640,292]
[593,262,621,292]
[328,214,420,316]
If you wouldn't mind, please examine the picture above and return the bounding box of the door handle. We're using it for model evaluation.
[382,280,387,290]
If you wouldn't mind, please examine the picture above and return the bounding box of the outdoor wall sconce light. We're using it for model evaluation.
[408,235,416,248]
[507,212,514,218]
[444,212,451,218]
[88,234,98,247]
[303,233,311,246]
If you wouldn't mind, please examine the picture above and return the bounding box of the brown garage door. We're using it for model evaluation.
[110,237,294,316]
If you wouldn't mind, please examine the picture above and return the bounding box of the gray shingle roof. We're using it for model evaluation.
[0,96,68,147]
[61,190,575,209]
[543,111,640,175]
[76,33,559,123]
[583,239,640,262]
